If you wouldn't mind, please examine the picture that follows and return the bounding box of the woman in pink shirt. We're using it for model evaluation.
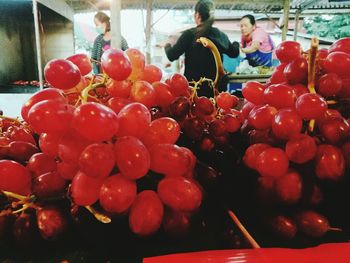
[240,15,274,67]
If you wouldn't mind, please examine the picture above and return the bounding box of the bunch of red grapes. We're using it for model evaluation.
[169,87,241,152]
[241,37,350,240]
[0,48,207,243]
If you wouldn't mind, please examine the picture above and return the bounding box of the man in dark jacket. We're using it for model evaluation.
[164,0,240,97]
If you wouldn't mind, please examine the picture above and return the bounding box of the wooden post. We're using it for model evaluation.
[110,0,122,49]
[32,0,44,90]
[293,9,301,41]
[145,0,153,64]
[282,0,290,41]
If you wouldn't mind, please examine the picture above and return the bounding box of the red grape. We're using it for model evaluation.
[270,215,297,240]
[32,171,66,198]
[39,133,61,158]
[27,153,57,178]
[21,88,66,122]
[117,102,151,139]
[141,117,180,148]
[169,96,191,119]
[149,144,191,176]
[106,79,132,98]
[99,174,137,214]
[256,148,289,177]
[28,100,74,134]
[319,117,349,144]
[295,210,329,238]
[152,82,175,111]
[125,48,145,81]
[167,73,190,97]
[328,37,350,54]
[263,84,296,109]
[324,51,350,78]
[317,73,343,97]
[57,162,78,180]
[285,134,317,164]
[58,130,93,165]
[216,92,238,109]
[315,145,345,180]
[141,64,162,83]
[275,41,302,63]
[248,105,277,130]
[243,143,271,170]
[44,59,81,90]
[8,141,39,162]
[66,53,92,76]
[0,160,31,195]
[295,93,327,120]
[284,57,308,84]
[242,81,265,105]
[114,136,150,179]
[130,80,156,108]
[37,206,68,240]
[72,102,119,142]
[272,109,302,140]
[158,177,202,212]
[71,171,104,206]
[129,190,164,236]
[275,170,302,204]
[101,48,131,81]
[79,143,115,178]
[107,97,131,114]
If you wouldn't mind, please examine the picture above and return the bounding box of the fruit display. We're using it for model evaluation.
[0,47,248,261]
[238,37,350,244]
[0,37,349,261]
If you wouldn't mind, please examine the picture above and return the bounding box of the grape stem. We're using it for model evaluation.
[228,210,260,249]
[80,75,107,104]
[84,205,112,224]
[329,227,343,232]
[197,37,225,96]
[2,191,32,202]
[0,115,21,124]
[307,37,319,133]
[189,77,215,101]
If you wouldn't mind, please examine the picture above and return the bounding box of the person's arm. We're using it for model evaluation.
[241,28,266,54]
[241,41,260,54]
[220,32,240,58]
[91,35,101,60]
[164,30,191,62]
[91,35,102,74]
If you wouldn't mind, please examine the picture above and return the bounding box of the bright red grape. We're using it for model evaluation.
[158,177,202,212]
[44,59,81,90]
[114,136,150,179]
[101,48,131,81]
[99,174,137,214]
[129,190,164,236]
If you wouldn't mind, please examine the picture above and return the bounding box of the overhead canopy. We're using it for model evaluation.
[65,0,350,13]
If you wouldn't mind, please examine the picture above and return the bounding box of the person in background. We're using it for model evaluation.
[164,0,240,97]
[240,14,274,67]
[92,11,129,74]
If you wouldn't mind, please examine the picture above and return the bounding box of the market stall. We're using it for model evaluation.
[0,1,350,262]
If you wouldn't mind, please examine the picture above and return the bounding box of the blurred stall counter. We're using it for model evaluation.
[227,72,272,84]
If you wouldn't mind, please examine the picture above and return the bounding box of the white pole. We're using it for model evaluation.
[32,0,44,89]
[282,0,290,41]
[145,0,153,63]
[110,0,122,49]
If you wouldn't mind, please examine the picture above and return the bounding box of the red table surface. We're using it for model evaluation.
[143,243,350,263]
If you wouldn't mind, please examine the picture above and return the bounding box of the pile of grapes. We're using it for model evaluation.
[0,48,215,245]
[240,37,350,241]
